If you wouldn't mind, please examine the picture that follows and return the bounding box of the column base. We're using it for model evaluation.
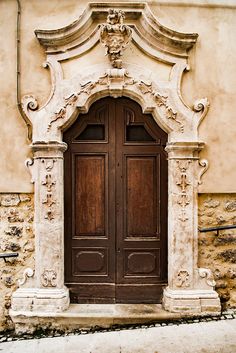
[10,287,69,313]
[163,287,221,314]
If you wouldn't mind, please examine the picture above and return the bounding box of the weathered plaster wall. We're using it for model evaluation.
[198,194,236,309]
[0,194,34,332]
[0,0,236,192]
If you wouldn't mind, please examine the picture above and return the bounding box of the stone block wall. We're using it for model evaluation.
[0,194,34,332]
[198,194,236,309]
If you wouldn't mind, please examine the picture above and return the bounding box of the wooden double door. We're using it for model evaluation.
[64,97,168,303]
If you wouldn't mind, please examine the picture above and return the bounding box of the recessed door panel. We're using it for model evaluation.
[74,155,105,237]
[64,97,167,304]
[126,156,159,238]
[72,248,108,275]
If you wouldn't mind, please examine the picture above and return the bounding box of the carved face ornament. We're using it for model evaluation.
[100,9,132,68]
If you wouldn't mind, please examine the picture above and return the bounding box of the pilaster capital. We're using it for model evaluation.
[165,141,205,159]
[31,141,67,158]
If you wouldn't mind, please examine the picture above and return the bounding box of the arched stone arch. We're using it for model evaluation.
[10,2,220,333]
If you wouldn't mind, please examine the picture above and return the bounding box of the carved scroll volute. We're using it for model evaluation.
[100,9,132,69]
[25,158,36,184]
[18,268,34,287]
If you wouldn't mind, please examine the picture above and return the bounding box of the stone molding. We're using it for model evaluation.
[34,2,198,57]
[10,2,220,332]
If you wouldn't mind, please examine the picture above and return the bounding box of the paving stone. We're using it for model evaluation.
[1,319,236,353]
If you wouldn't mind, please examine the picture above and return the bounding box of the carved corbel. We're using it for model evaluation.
[21,95,38,117]
[100,9,132,68]
[198,159,209,185]
[198,268,216,287]
[25,158,35,184]
[193,98,210,125]
[18,268,34,287]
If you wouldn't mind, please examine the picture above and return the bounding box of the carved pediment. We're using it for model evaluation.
[35,2,198,65]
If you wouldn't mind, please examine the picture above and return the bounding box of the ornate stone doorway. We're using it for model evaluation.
[10,2,220,332]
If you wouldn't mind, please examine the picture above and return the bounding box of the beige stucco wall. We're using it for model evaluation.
[0,0,236,193]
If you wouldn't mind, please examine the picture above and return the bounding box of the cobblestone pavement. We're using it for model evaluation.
[0,312,236,353]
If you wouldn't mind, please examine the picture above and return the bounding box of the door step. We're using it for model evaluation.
[11,304,191,333]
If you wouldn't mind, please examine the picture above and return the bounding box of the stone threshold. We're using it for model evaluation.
[10,303,222,333]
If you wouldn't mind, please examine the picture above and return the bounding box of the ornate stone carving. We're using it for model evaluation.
[41,174,56,192]
[41,159,56,221]
[137,80,184,132]
[22,94,38,112]
[175,270,190,287]
[166,107,184,132]
[41,269,57,287]
[48,81,101,130]
[42,193,56,208]
[48,108,66,131]
[193,98,210,124]
[100,9,132,69]
[42,159,56,171]
[154,93,168,107]
[198,159,209,185]
[138,81,153,94]
[48,70,186,134]
[176,160,191,222]
[25,158,35,184]
[193,98,209,113]
[176,161,191,193]
[18,268,34,287]
[177,193,190,208]
[198,268,216,287]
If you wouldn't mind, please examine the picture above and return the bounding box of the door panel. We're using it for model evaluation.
[74,155,105,236]
[64,97,167,303]
[72,248,108,275]
[126,156,158,237]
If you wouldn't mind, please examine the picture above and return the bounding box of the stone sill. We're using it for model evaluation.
[10,303,221,333]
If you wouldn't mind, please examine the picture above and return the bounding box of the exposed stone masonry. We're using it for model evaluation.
[0,194,34,331]
[198,194,236,309]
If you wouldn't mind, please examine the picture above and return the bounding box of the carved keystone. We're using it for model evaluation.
[100,9,132,68]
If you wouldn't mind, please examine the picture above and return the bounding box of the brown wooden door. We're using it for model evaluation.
[64,97,168,303]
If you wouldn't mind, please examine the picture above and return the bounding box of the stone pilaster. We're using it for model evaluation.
[10,142,69,316]
[162,142,221,314]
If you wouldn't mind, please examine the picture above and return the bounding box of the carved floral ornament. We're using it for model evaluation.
[175,270,190,288]
[41,159,57,221]
[47,69,191,134]
[41,269,57,287]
